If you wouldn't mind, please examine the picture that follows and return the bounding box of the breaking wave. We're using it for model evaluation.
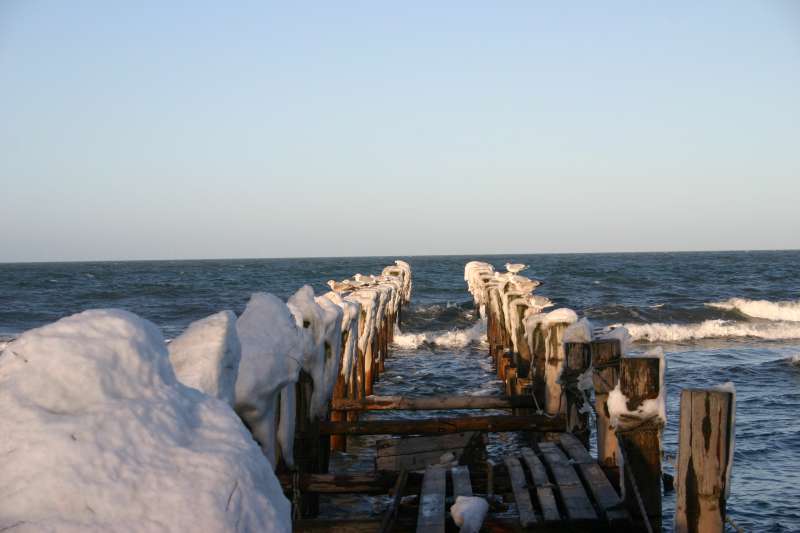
[392,321,486,349]
[620,319,800,342]
[707,298,800,322]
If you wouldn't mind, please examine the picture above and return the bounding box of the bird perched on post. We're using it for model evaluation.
[504,263,528,274]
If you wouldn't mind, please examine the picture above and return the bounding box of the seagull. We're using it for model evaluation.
[505,263,528,274]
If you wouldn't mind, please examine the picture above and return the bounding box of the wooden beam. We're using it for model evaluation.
[417,466,446,533]
[319,414,567,436]
[332,395,537,411]
[504,455,538,527]
[674,389,735,533]
[278,471,404,494]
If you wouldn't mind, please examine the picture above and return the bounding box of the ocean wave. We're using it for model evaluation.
[707,298,800,322]
[620,319,800,342]
[392,321,486,349]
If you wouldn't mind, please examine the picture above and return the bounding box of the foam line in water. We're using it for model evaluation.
[707,298,800,322]
[620,319,800,342]
[392,321,487,349]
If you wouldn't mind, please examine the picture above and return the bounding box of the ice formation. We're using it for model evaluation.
[0,309,290,532]
[168,310,241,405]
[450,496,489,533]
[563,317,594,343]
[235,292,305,466]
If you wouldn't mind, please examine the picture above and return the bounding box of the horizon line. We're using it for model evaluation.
[1,247,798,265]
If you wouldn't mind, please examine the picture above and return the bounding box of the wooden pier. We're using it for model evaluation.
[279,260,736,532]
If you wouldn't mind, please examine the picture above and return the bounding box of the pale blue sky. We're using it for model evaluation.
[2,1,798,262]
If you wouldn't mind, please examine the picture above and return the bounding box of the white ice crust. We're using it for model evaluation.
[168,310,241,406]
[607,346,666,428]
[0,309,290,533]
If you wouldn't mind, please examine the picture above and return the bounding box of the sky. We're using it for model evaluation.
[1,1,799,262]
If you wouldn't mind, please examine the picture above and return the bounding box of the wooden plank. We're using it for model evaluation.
[377,432,477,456]
[417,466,446,533]
[319,414,567,435]
[558,433,594,464]
[332,394,536,411]
[503,455,538,527]
[520,448,560,523]
[451,465,473,498]
[559,434,628,524]
[294,518,382,532]
[537,442,597,522]
[278,471,400,494]
[379,469,408,533]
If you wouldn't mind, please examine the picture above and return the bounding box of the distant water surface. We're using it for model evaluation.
[1,251,799,531]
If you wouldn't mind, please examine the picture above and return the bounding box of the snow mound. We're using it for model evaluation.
[168,310,240,405]
[450,495,489,533]
[0,309,290,532]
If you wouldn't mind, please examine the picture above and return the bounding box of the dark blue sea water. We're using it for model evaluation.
[2,251,799,531]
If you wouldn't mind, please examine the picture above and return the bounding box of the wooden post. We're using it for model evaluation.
[674,388,735,533]
[330,332,349,452]
[563,342,591,447]
[590,339,621,468]
[617,356,663,521]
[364,338,374,397]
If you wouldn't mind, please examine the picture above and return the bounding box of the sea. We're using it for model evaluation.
[1,251,798,531]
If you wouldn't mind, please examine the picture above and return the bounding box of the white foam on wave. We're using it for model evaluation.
[620,319,800,342]
[790,355,800,366]
[392,321,487,350]
[707,298,800,322]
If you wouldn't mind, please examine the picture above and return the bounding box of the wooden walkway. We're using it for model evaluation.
[295,433,629,532]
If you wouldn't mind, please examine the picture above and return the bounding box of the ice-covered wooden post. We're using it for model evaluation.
[590,339,621,468]
[616,356,664,520]
[543,321,570,416]
[563,342,592,447]
[330,332,350,452]
[674,388,735,533]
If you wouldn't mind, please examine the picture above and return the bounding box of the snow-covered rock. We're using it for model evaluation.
[168,310,241,406]
[0,309,290,532]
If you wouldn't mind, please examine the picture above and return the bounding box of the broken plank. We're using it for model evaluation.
[559,435,629,525]
[332,395,537,410]
[520,447,561,523]
[503,455,538,527]
[451,465,473,498]
[377,432,478,456]
[417,465,446,533]
[538,442,597,522]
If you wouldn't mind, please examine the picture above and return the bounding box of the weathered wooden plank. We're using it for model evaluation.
[451,465,473,498]
[278,471,400,494]
[537,442,597,522]
[377,448,463,472]
[504,455,538,527]
[417,465,446,533]
[332,395,536,411]
[319,414,566,435]
[559,434,629,524]
[590,339,621,468]
[520,447,560,523]
[379,469,408,533]
[674,389,735,533]
[294,518,382,532]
